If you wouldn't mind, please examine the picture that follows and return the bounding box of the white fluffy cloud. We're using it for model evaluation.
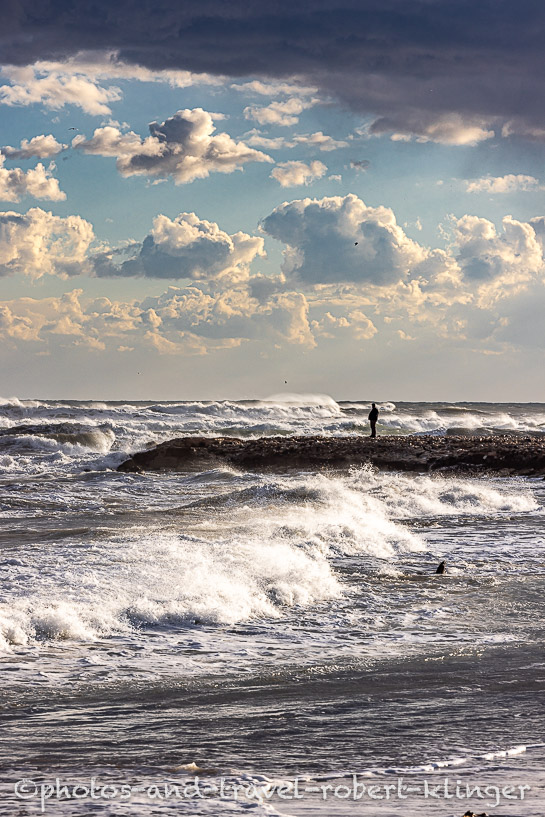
[0,64,122,116]
[0,284,315,354]
[0,53,220,116]
[466,174,542,194]
[312,309,377,340]
[451,214,544,287]
[0,304,39,343]
[232,79,317,97]
[270,160,327,187]
[74,108,272,183]
[292,132,348,152]
[244,98,318,127]
[245,130,348,152]
[94,212,265,281]
[138,287,314,347]
[0,208,94,278]
[1,134,67,159]
[261,194,427,285]
[3,197,545,358]
[0,157,66,202]
[0,206,264,283]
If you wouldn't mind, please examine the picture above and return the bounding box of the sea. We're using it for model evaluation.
[0,395,544,816]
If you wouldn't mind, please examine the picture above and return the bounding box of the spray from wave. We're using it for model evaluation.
[1,465,538,651]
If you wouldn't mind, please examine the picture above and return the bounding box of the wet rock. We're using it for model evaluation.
[117,434,545,476]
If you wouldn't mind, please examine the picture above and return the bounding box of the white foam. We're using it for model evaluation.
[0,396,43,408]
[260,392,341,410]
[1,456,540,653]
[0,466,433,651]
[0,522,342,650]
[344,468,539,518]
[480,745,527,760]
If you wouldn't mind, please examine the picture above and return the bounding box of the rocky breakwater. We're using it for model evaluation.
[117,434,545,476]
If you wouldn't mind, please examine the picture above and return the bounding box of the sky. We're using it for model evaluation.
[1,0,545,400]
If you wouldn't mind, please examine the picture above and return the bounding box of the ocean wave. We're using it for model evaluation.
[347,468,538,518]
[0,526,342,650]
[0,395,44,410]
[260,392,341,409]
[312,742,531,779]
[0,426,115,455]
[187,467,538,523]
[2,467,460,650]
[1,399,545,478]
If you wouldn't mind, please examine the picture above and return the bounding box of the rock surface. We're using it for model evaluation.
[117,434,545,476]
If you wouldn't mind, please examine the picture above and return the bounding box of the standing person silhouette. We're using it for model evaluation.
[368,403,379,438]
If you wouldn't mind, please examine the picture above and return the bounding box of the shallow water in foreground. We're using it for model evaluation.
[0,396,544,815]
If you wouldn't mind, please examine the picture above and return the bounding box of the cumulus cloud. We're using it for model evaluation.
[270,160,327,188]
[124,285,315,349]
[261,194,427,285]
[74,108,272,183]
[244,132,292,150]
[466,174,542,194]
[0,64,122,116]
[0,206,265,283]
[0,284,315,354]
[245,130,348,152]
[0,208,94,277]
[0,289,115,351]
[4,193,545,358]
[0,53,221,115]
[0,157,66,202]
[232,79,317,97]
[312,309,377,340]
[292,132,348,152]
[369,113,495,146]
[244,98,317,127]
[0,304,38,343]
[1,134,66,159]
[451,214,544,288]
[94,211,265,281]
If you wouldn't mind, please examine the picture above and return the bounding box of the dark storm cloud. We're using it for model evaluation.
[3,1,545,138]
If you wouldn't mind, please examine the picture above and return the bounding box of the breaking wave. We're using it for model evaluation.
[0,465,538,651]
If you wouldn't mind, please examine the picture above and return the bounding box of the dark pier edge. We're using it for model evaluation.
[117,435,545,477]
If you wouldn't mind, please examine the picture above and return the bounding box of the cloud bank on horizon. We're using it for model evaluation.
[0,0,544,399]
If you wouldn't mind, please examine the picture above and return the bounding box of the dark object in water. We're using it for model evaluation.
[435,560,445,574]
[116,434,545,475]
[463,811,489,817]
